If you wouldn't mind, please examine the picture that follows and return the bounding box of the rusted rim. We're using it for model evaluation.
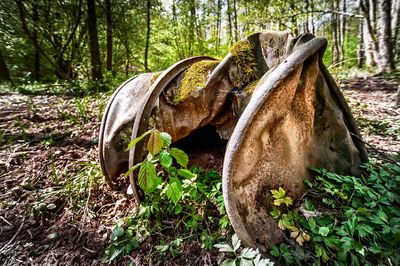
[128,56,217,202]
[98,75,138,183]
[222,37,329,249]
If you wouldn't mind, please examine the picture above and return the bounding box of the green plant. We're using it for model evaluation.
[103,129,229,263]
[214,234,274,266]
[269,162,400,265]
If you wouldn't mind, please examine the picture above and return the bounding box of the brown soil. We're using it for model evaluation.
[0,75,398,265]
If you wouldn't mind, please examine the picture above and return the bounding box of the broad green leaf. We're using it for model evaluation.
[125,129,152,151]
[170,147,189,167]
[159,150,172,168]
[147,129,163,156]
[167,178,183,205]
[138,161,158,193]
[178,169,194,178]
[160,132,172,147]
[319,226,330,236]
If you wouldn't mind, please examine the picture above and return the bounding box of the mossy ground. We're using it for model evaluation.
[173,60,219,104]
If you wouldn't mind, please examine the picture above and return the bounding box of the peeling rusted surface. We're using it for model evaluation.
[222,36,367,252]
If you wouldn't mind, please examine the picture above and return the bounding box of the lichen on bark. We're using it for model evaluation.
[173,60,219,104]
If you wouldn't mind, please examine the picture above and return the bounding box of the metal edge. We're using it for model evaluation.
[98,75,138,183]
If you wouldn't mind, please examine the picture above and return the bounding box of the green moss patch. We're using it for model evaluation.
[229,40,256,88]
[243,79,259,94]
[173,60,219,104]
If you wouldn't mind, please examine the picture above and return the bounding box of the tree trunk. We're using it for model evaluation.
[340,0,347,64]
[233,0,238,42]
[360,0,379,67]
[0,49,12,82]
[377,0,395,72]
[227,0,233,45]
[357,16,365,68]
[331,2,340,65]
[32,0,40,81]
[216,0,222,53]
[144,0,150,71]
[86,0,103,80]
[391,0,400,61]
[105,0,112,72]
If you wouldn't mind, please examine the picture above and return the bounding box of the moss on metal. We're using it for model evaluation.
[229,39,256,89]
[173,60,219,104]
[243,79,259,94]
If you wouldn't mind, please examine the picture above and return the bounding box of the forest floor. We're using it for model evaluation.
[0,75,399,265]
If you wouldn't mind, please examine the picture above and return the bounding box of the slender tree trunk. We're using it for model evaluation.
[105,0,112,72]
[310,0,315,34]
[391,0,400,61]
[340,0,347,64]
[32,0,40,81]
[331,2,340,65]
[227,0,233,45]
[357,16,365,68]
[144,0,151,71]
[216,0,221,53]
[377,0,395,72]
[361,0,378,67]
[86,0,103,80]
[188,0,196,56]
[0,49,12,82]
[233,0,238,42]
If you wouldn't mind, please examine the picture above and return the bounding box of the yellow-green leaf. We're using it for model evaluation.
[147,129,163,156]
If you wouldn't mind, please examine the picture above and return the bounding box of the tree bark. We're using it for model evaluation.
[391,0,400,61]
[216,0,222,53]
[339,0,347,64]
[144,0,151,71]
[105,0,112,72]
[227,0,233,45]
[0,49,12,82]
[377,0,395,72]
[233,0,239,42]
[360,0,379,67]
[357,16,365,68]
[331,1,340,65]
[86,0,103,80]
[32,0,40,81]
